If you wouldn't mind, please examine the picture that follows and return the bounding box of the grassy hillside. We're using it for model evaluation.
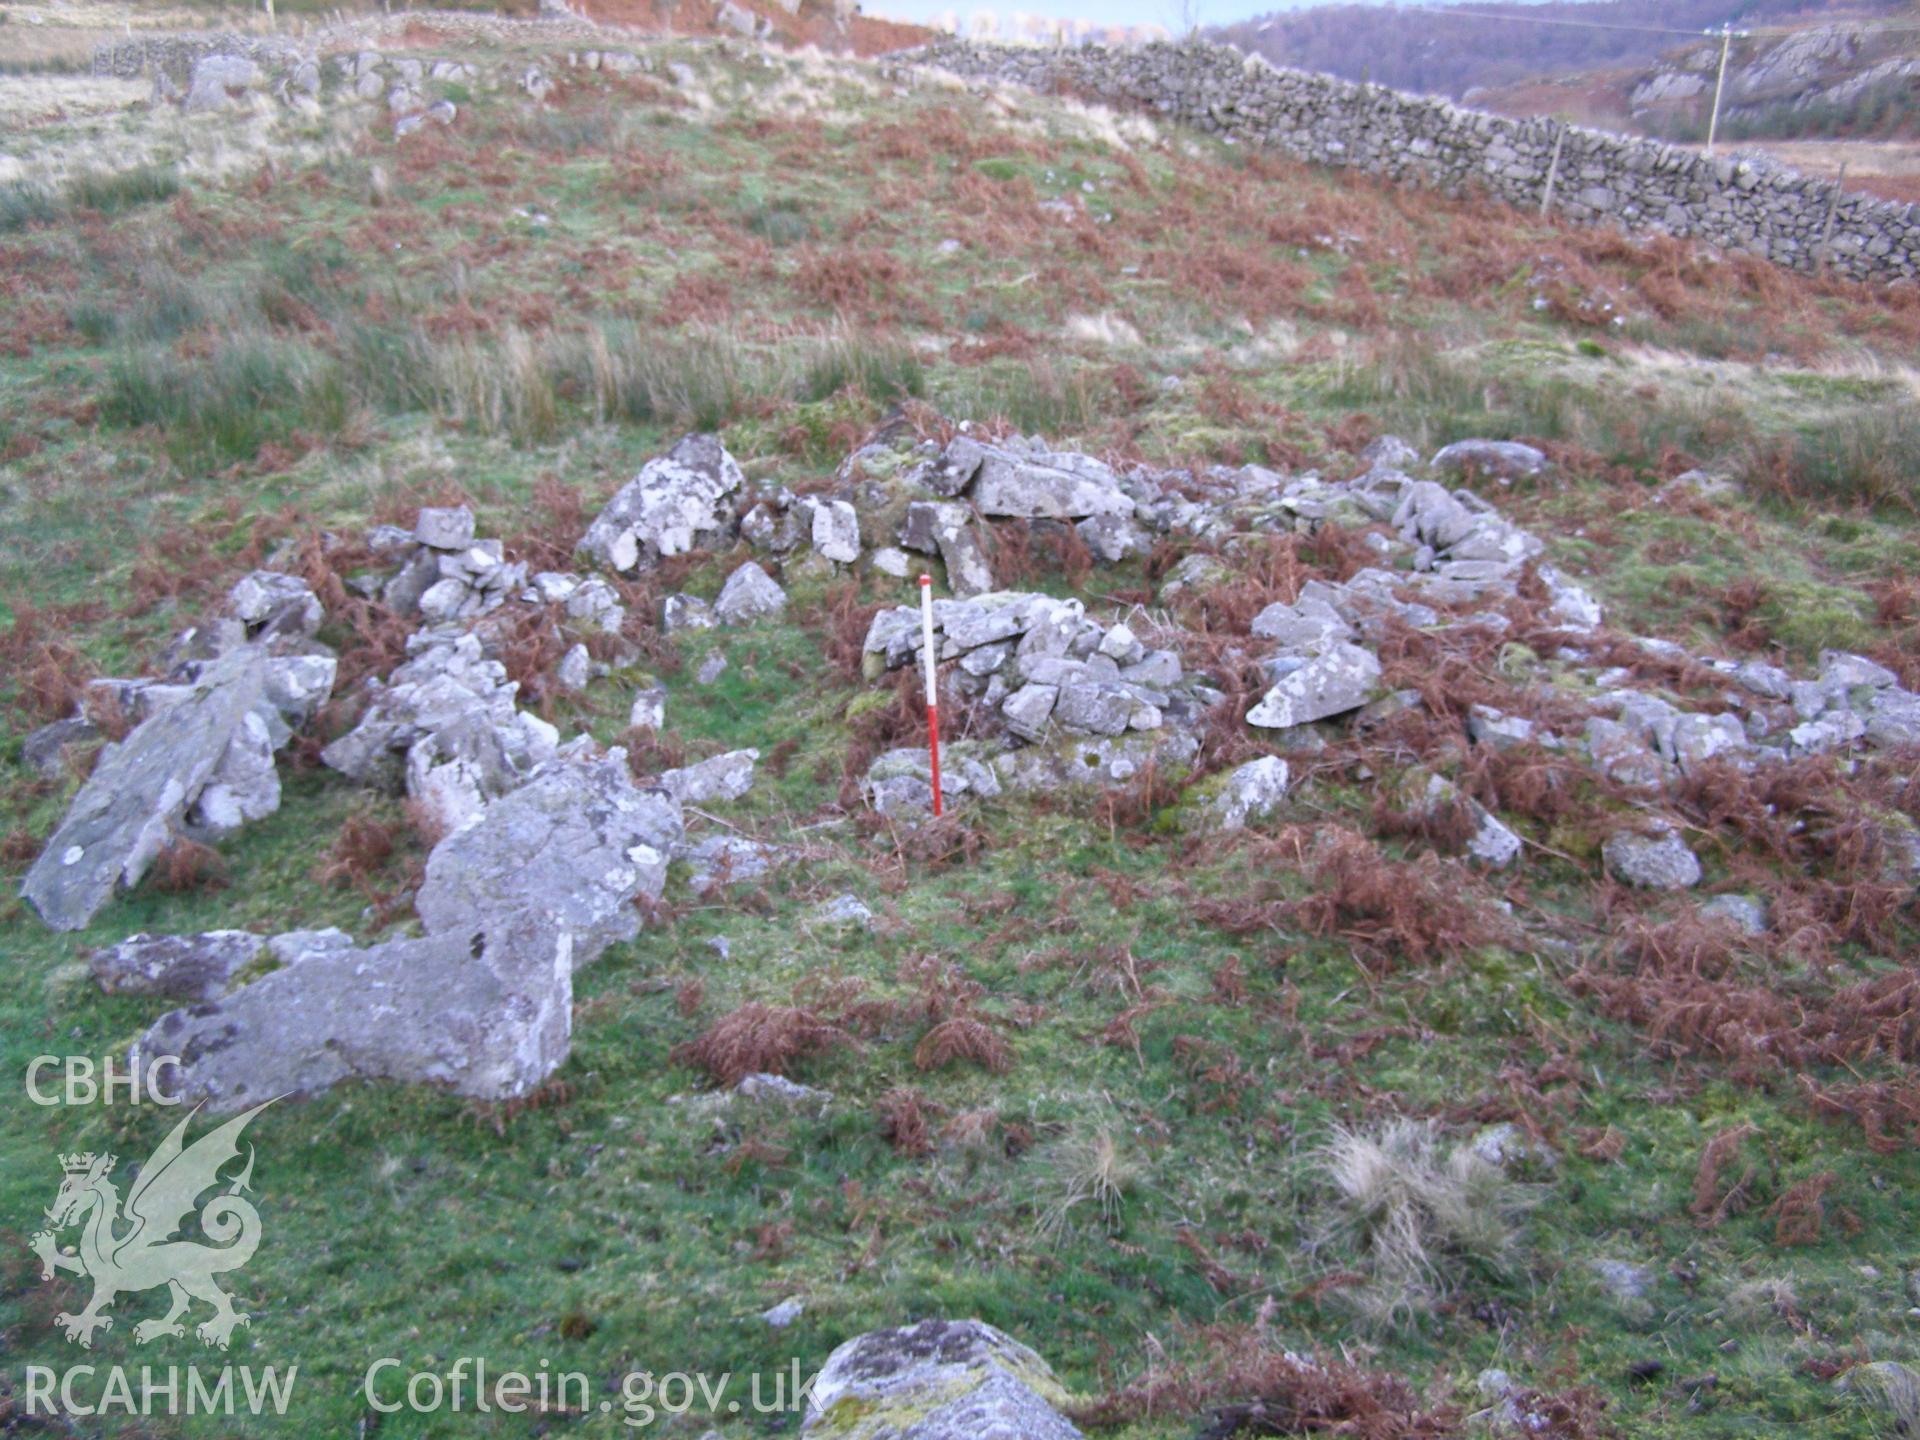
[1,26,1919,1439]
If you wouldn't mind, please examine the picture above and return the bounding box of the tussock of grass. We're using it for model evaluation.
[1316,1118,1537,1329]
[939,357,1108,438]
[1319,334,1747,464]
[96,316,923,457]
[66,165,181,216]
[1036,1128,1137,1242]
[0,181,59,233]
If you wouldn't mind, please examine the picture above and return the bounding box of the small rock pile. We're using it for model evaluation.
[839,425,1919,896]
[325,504,630,837]
[859,591,1217,811]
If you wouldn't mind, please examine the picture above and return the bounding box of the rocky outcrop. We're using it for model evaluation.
[119,745,674,1110]
[18,567,338,931]
[1629,23,1919,132]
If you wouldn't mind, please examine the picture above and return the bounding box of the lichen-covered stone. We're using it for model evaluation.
[577,433,744,573]
[803,1318,1083,1440]
[91,931,264,1002]
[1603,823,1702,889]
[1246,642,1381,729]
[1207,755,1290,830]
[140,911,573,1113]
[22,646,268,932]
[414,753,682,969]
[714,561,788,625]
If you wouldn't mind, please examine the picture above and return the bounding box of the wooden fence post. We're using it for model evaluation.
[1817,162,1847,276]
[1539,124,1566,218]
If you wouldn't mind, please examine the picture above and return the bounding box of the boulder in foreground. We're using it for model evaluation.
[803,1318,1083,1440]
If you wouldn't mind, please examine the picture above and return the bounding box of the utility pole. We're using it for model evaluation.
[1703,23,1745,158]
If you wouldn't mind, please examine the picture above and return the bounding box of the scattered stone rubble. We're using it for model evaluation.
[26,451,785,1107]
[321,630,560,838]
[25,417,1917,1114]
[837,425,1918,872]
[858,589,1213,808]
[325,503,637,837]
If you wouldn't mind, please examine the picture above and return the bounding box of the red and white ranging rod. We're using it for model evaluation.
[918,574,944,818]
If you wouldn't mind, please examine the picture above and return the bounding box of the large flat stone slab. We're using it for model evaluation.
[140,911,572,1112]
[22,646,267,932]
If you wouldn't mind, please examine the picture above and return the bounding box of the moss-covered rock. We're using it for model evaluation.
[803,1318,1082,1440]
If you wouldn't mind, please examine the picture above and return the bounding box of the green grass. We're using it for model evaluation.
[1,167,179,236]
[0,181,60,233]
[67,165,182,216]
[104,336,347,466]
[1740,401,1920,515]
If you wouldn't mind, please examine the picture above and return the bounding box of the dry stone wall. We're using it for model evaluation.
[909,38,1919,285]
[91,33,313,83]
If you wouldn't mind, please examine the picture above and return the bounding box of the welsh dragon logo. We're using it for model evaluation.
[30,1100,274,1350]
